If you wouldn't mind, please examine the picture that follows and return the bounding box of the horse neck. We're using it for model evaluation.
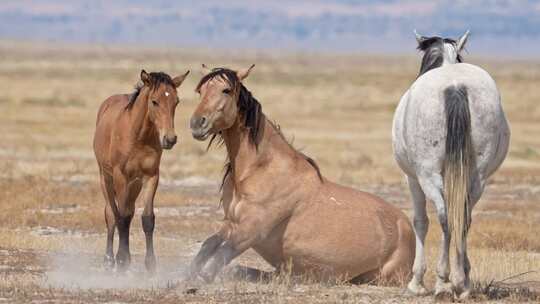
[222,114,272,182]
[128,89,157,143]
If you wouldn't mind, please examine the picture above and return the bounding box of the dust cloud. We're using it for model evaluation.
[43,251,191,290]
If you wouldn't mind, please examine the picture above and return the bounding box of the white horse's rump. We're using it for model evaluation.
[392,32,510,299]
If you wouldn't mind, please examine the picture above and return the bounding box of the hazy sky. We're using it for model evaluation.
[2,0,540,57]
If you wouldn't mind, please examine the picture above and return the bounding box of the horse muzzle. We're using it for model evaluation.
[190,116,211,141]
[161,134,177,149]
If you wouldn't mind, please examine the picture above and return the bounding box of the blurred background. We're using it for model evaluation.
[2,0,540,57]
[0,1,539,302]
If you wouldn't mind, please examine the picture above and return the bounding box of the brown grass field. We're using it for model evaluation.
[0,41,539,303]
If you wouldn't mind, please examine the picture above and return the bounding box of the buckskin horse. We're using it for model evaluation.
[188,65,415,285]
[392,31,510,299]
[94,69,189,272]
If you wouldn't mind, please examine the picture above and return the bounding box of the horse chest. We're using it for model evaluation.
[223,190,242,221]
[125,149,161,176]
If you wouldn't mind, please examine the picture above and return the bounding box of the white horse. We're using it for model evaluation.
[392,31,510,299]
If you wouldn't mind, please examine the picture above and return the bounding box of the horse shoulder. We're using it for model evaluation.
[95,95,128,169]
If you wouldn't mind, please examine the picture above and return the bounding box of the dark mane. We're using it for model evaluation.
[126,72,175,109]
[417,37,463,77]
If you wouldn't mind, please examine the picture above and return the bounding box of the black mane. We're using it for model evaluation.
[126,72,175,109]
[417,37,463,77]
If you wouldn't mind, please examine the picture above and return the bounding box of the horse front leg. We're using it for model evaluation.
[189,233,226,279]
[141,174,159,274]
[191,209,272,283]
[113,169,142,272]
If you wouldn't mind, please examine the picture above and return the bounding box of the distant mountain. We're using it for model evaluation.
[1,0,540,56]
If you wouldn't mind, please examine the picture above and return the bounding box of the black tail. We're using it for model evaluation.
[443,84,472,254]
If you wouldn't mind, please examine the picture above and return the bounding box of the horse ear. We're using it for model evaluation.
[237,64,255,81]
[140,70,151,85]
[173,70,190,88]
[457,30,470,52]
[414,29,426,45]
[201,64,212,73]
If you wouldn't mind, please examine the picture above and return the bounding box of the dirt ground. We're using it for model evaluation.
[0,41,539,303]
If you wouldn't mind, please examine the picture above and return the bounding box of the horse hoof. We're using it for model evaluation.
[435,281,453,300]
[200,271,216,284]
[434,290,453,301]
[145,256,156,274]
[103,254,115,270]
[455,289,471,301]
[407,280,429,296]
[115,253,131,272]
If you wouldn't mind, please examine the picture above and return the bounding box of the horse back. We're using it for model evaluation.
[96,94,129,125]
[93,94,130,169]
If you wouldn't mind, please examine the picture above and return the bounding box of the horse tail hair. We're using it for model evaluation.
[443,84,472,256]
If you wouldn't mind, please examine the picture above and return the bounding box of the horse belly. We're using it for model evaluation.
[392,90,417,177]
[280,202,387,280]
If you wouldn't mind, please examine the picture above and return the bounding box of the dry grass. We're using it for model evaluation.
[0,41,539,303]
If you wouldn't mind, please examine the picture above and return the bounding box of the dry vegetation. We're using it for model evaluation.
[0,41,539,303]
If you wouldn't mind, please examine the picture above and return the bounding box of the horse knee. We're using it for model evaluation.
[117,214,133,231]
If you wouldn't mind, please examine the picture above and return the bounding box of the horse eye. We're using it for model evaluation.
[152,100,159,106]
[222,88,231,95]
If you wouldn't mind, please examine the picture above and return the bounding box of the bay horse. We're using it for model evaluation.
[93,69,189,272]
[188,65,415,285]
[392,31,510,299]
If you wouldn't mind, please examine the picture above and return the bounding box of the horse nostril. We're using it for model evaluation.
[170,135,177,144]
[200,116,207,126]
[190,116,208,129]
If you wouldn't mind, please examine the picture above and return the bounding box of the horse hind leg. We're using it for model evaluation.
[104,203,116,270]
[378,216,416,287]
[406,176,430,295]
[418,174,453,298]
[454,175,483,300]
[99,172,116,270]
